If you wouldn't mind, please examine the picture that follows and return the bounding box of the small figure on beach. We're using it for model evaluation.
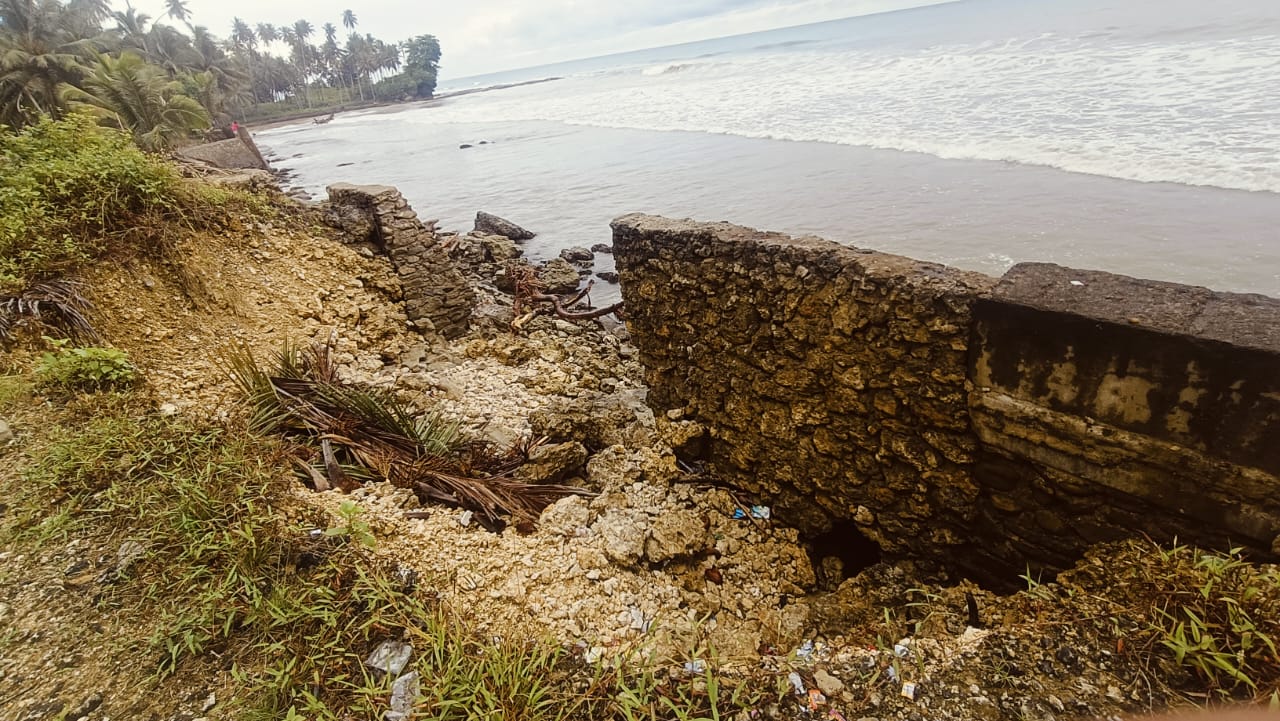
[230,121,239,134]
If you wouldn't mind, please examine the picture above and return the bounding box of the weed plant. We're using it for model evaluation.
[33,338,135,391]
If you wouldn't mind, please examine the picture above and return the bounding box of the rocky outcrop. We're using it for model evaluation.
[613,214,1280,584]
[474,211,535,241]
[327,184,474,339]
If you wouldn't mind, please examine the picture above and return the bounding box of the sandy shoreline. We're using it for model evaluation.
[248,76,564,132]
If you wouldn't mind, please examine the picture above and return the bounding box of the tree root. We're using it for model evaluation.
[509,264,624,327]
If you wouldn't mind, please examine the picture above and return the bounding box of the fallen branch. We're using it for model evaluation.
[508,264,625,324]
[528,291,625,321]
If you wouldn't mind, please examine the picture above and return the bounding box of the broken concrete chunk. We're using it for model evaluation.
[538,258,581,295]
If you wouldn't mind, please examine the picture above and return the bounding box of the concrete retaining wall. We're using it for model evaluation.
[612,214,1280,583]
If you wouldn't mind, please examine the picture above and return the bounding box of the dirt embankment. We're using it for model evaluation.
[1,176,1276,720]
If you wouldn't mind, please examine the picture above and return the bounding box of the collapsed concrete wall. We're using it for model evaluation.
[612,214,1280,583]
[178,129,268,170]
[327,184,474,338]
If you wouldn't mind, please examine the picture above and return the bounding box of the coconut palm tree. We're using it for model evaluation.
[374,39,399,91]
[230,17,256,53]
[291,19,314,54]
[111,6,152,51]
[290,19,313,106]
[164,0,190,28]
[229,17,258,101]
[344,32,368,100]
[62,0,111,38]
[68,51,210,150]
[142,23,198,76]
[255,22,276,51]
[341,9,356,32]
[182,25,249,120]
[318,32,350,101]
[0,0,94,127]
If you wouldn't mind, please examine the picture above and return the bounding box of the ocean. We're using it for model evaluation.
[256,0,1280,301]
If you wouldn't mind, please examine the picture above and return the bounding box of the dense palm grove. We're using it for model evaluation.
[0,0,441,148]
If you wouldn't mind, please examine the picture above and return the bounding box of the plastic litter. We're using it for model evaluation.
[788,671,806,695]
[684,659,707,674]
[807,688,827,710]
[795,639,815,661]
[365,640,413,676]
[732,505,771,520]
[459,510,474,527]
[886,665,898,682]
[385,671,420,721]
[1070,280,1085,287]
[901,681,918,700]
[893,642,911,658]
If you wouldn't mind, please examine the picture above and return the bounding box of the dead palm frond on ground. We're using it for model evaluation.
[222,338,581,530]
[0,279,98,344]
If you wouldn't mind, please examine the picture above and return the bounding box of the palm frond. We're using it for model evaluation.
[0,279,98,343]
[220,339,585,528]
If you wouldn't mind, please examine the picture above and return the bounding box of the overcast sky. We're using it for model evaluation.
[121,0,951,79]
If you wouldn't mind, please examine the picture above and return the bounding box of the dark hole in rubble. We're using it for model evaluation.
[808,520,882,590]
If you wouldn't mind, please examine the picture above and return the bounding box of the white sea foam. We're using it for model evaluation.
[641,62,699,76]
[401,29,1280,193]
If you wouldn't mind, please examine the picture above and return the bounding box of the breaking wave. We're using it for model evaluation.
[406,30,1280,194]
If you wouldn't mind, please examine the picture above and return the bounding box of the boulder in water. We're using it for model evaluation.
[474,211,536,241]
[560,247,594,264]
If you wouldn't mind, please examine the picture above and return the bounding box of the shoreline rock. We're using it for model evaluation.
[474,211,536,241]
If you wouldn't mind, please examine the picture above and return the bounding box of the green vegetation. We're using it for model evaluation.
[33,337,135,390]
[0,0,440,141]
[1148,544,1280,696]
[0,388,766,719]
[0,115,254,292]
[70,50,211,150]
[1051,539,1280,701]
